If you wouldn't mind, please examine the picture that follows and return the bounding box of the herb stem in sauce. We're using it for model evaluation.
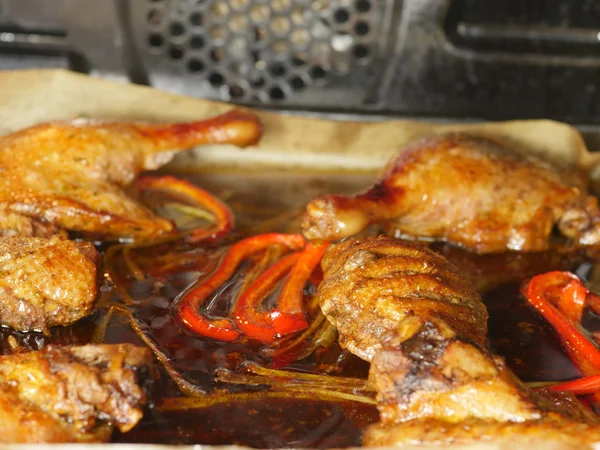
[157,390,376,412]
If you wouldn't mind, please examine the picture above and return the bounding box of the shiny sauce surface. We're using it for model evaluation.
[1,170,597,447]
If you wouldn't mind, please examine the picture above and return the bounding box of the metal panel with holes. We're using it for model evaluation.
[4,0,600,126]
[130,0,394,107]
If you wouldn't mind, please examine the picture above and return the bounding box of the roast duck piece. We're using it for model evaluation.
[0,235,99,333]
[0,110,262,331]
[303,134,600,254]
[0,110,261,240]
[318,236,600,446]
[318,236,487,361]
[0,343,154,443]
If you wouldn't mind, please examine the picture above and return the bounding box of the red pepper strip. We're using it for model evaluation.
[273,241,331,335]
[232,253,302,343]
[550,374,600,395]
[522,271,600,376]
[137,175,234,243]
[556,276,588,325]
[309,265,324,287]
[176,233,306,341]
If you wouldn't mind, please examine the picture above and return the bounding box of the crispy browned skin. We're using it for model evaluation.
[0,110,261,331]
[303,134,599,254]
[0,212,68,238]
[318,236,487,361]
[318,237,600,446]
[0,235,99,332]
[0,343,153,443]
[0,110,262,240]
[364,316,600,447]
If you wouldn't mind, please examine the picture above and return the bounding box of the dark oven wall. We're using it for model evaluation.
[1,0,600,129]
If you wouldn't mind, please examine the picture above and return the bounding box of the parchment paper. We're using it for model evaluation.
[0,69,596,175]
[0,69,598,450]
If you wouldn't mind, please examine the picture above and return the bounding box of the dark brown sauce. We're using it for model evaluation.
[437,242,589,382]
[484,282,580,382]
[104,253,376,446]
[112,172,377,446]
[3,170,600,446]
[118,398,378,447]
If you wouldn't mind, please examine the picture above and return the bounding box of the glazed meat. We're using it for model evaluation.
[0,235,99,332]
[0,343,153,443]
[303,134,600,254]
[0,212,67,238]
[317,236,600,446]
[317,236,487,361]
[0,110,261,240]
[0,110,261,332]
[363,316,600,447]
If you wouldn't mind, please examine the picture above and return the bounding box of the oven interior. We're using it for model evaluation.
[1,0,600,130]
[1,1,600,446]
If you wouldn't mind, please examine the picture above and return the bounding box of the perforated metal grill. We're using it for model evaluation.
[139,0,387,103]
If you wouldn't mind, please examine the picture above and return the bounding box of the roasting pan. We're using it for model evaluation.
[0,69,599,450]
